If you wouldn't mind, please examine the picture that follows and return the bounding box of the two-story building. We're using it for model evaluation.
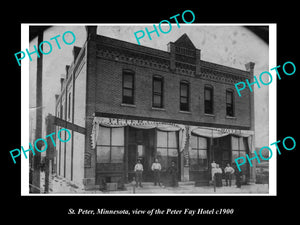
[54,26,256,190]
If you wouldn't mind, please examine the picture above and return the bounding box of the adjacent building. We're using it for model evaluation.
[54,26,256,190]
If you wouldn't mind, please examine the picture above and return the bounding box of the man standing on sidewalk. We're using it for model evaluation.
[224,163,235,186]
[168,161,178,187]
[151,158,162,186]
[134,159,143,188]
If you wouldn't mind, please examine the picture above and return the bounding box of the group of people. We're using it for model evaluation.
[211,161,243,188]
[134,158,178,188]
[134,159,243,189]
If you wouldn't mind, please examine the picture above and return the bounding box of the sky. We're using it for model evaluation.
[28,24,270,147]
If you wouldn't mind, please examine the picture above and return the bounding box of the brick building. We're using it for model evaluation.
[54,26,256,190]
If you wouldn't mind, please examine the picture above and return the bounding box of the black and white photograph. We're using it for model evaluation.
[23,24,273,195]
[3,5,299,222]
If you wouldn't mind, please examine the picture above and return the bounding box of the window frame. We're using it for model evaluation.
[96,127,125,164]
[156,131,179,170]
[122,70,135,105]
[226,89,235,117]
[179,80,190,111]
[204,85,214,114]
[152,75,164,108]
[189,135,208,171]
[231,136,247,163]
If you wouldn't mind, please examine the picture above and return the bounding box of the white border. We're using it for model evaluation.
[21,24,30,195]
[268,24,277,196]
[21,23,276,196]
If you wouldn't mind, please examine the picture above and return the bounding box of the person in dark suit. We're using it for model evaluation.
[168,161,178,187]
[234,166,242,188]
[215,164,223,187]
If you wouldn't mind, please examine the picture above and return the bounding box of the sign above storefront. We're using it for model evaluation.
[191,126,254,138]
[94,117,181,130]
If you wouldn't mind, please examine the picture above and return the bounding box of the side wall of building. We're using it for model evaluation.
[72,58,87,186]
[54,44,87,187]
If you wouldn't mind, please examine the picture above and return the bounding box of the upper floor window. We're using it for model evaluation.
[180,80,190,111]
[122,70,135,104]
[226,90,234,117]
[152,76,163,108]
[204,85,213,114]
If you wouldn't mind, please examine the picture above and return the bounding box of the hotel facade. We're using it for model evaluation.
[54,26,256,190]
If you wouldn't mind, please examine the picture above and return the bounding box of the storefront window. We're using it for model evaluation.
[111,146,124,163]
[157,131,167,147]
[156,131,178,170]
[189,135,208,171]
[231,136,247,164]
[112,128,124,145]
[97,146,110,163]
[96,126,124,163]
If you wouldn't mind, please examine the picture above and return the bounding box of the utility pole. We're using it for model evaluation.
[44,114,54,193]
[31,29,44,193]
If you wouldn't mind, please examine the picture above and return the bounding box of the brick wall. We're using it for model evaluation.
[82,29,254,187]
[93,57,251,129]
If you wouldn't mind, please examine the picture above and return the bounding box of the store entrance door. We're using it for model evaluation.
[127,127,155,182]
[211,136,231,169]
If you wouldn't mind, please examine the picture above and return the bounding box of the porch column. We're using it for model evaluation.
[124,126,129,183]
[245,62,256,184]
[181,126,190,182]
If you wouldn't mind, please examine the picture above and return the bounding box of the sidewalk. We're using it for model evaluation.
[49,175,269,194]
[100,182,269,194]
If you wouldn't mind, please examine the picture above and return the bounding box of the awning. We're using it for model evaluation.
[191,127,228,138]
[91,117,185,151]
[191,126,254,138]
[90,117,255,153]
[191,126,255,153]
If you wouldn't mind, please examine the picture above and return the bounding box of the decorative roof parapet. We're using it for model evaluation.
[200,60,250,78]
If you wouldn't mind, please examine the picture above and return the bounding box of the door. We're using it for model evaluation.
[128,143,137,181]
[156,130,180,184]
[127,127,155,182]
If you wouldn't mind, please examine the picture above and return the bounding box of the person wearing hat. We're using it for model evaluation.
[134,159,143,187]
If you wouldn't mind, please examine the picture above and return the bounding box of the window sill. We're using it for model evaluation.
[226,116,237,120]
[120,103,136,108]
[152,107,166,111]
[204,113,215,117]
[179,110,191,114]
